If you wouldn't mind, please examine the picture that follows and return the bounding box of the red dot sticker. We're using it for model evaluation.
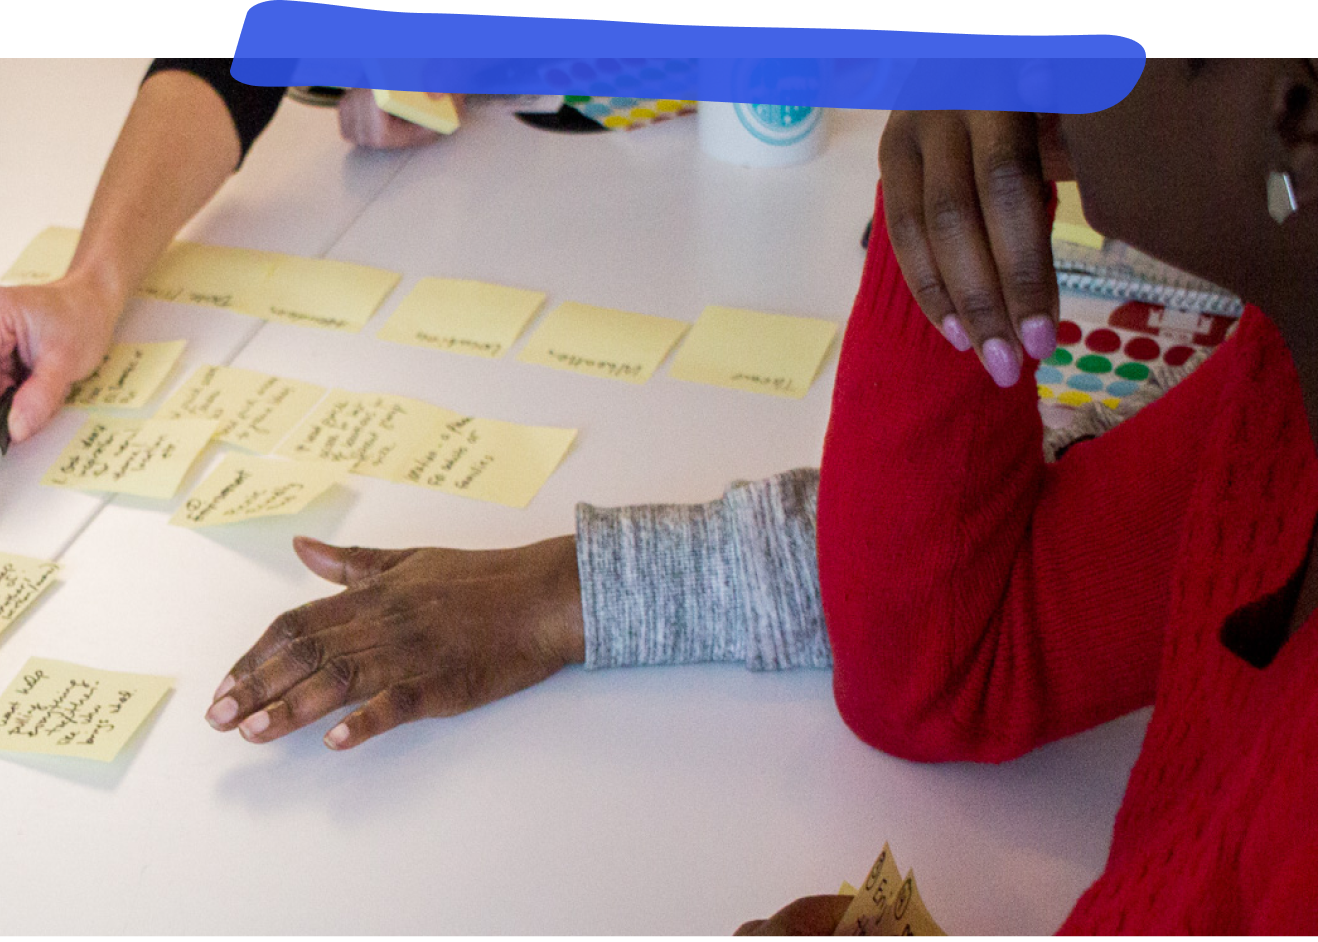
[1057,320,1082,346]
[1164,345,1194,367]
[1124,336,1161,361]
[1085,328,1121,354]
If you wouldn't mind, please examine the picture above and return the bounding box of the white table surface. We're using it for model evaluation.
[0,61,1150,934]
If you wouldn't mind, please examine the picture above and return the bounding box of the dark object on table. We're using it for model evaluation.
[515,104,608,133]
[287,86,347,108]
[0,358,28,455]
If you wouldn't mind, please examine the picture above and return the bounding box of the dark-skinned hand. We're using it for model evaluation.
[205,534,585,750]
[879,110,1074,387]
[735,894,853,936]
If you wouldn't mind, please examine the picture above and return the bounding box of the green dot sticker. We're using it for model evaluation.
[1076,354,1113,374]
[1115,361,1151,381]
[1045,348,1073,367]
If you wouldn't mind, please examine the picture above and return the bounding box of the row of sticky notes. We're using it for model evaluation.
[5,229,839,400]
[2,227,401,333]
[386,285,838,400]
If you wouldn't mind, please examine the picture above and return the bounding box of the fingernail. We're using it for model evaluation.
[212,675,235,701]
[1019,317,1057,361]
[941,316,973,352]
[325,724,350,750]
[8,412,28,443]
[982,338,1022,388]
[239,710,270,738]
[206,696,239,729]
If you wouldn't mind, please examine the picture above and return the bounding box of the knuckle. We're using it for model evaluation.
[321,655,358,696]
[287,635,326,671]
[926,192,976,237]
[269,608,308,646]
[1001,259,1054,294]
[952,288,1002,325]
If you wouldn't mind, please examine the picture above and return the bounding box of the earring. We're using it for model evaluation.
[1268,170,1299,224]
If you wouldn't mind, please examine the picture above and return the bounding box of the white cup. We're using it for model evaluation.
[698,101,828,168]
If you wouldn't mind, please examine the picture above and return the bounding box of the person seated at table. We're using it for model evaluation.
[0,59,456,444]
[206,58,1318,933]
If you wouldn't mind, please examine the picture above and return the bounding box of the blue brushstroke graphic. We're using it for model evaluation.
[232,1,1144,113]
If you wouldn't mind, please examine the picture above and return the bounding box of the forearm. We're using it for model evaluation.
[65,69,243,313]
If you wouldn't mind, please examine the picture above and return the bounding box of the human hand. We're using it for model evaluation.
[735,895,852,936]
[0,276,121,443]
[336,88,462,149]
[878,111,1074,387]
[205,534,586,750]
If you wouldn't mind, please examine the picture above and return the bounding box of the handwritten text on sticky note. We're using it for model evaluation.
[0,657,172,762]
[157,365,325,454]
[668,305,837,399]
[66,340,186,409]
[171,454,346,527]
[378,277,546,358]
[0,226,80,287]
[0,553,59,638]
[517,301,688,384]
[42,417,218,499]
[239,255,401,332]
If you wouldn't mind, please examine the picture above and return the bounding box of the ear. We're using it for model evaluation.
[1272,60,1318,209]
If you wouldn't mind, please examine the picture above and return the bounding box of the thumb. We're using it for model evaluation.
[8,356,74,443]
[293,536,413,586]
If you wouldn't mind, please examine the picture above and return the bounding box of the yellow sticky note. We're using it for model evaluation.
[170,454,346,528]
[0,657,172,762]
[372,89,461,134]
[835,844,903,935]
[377,277,547,358]
[138,241,280,309]
[1053,181,1104,249]
[400,412,577,509]
[66,340,186,409]
[1,226,80,286]
[668,305,837,399]
[0,553,60,637]
[239,255,401,332]
[157,365,325,454]
[42,416,218,499]
[517,301,688,384]
[277,390,577,508]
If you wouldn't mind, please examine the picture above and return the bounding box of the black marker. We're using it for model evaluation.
[0,359,29,455]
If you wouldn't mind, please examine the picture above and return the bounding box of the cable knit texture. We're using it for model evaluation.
[818,185,1318,932]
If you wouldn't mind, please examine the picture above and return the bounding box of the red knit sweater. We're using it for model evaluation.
[817,190,1318,933]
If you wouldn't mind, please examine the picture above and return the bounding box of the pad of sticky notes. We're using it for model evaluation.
[517,301,688,384]
[372,89,461,134]
[833,843,946,936]
[0,657,172,762]
[378,277,547,358]
[277,391,577,508]
[668,305,837,399]
[0,226,79,286]
[42,417,218,499]
[0,552,59,638]
[66,341,186,409]
[171,454,346,528]
[156,365,325,454]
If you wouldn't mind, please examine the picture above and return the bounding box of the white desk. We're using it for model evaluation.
[0,63,1148,934]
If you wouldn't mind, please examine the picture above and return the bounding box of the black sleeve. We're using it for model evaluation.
[144,58,286,166]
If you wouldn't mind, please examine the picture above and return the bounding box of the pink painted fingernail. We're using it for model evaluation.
[982,338,1022,388]
[213,675,235,702]
[941,316,973,352]
[240,710,270,738]
[325,724,350,749]
[206,697,239,728]
[1019,317,1057,361]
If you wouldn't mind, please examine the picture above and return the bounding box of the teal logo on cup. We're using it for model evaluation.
[733,103,822,146]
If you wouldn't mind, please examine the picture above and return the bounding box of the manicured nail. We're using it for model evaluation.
[941,316,973,352]
[240,710,270,738]
[325,724,350,749]
[1018,317,1057,361]
[982,338,1022,388]
[206,696,239,728]
[213,675,235,701]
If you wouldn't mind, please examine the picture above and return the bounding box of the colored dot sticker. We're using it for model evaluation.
[1124,336,1161,361]
[1164,345,1195,367]
[564,95,591,103]
[1058,391,1093,406]
[1038,385,1055,399]
[1057,320,1083,346]
[1106,379,1141,397]
[609,97,640,109]
[1035,366,1064,385]
[1067,374,1105,392]
[1045,348,1074,367]
[629,108,657,120]
[1115,362,1151,381]
[1085,328,1121,354]
[1102,397,1122,409]
[602,115,632,129]
[1076,354,1113,374]
[579,103,612,119]
[655,99,683,112]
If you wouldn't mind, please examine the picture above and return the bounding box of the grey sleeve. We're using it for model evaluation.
[575,467,831,671]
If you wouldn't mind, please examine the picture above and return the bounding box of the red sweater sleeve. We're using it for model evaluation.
[817,186,1235,763]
